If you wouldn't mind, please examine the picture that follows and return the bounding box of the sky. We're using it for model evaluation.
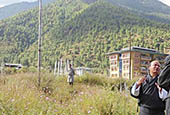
[159,0,170,7]
[0,0,170,8]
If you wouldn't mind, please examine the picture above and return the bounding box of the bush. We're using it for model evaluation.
[4,67,17,74]
[28,66,37,73]
[17,67,28,73]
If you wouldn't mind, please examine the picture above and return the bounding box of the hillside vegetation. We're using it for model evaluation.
[107,0,170,14]
[107,0,170,23]
[0,73,138,115]
[0,0,170,73]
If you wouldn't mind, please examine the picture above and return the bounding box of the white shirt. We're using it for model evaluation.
[131,82,168,100]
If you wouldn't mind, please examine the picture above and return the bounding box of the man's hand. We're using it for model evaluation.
[155,83,162,92]
[136,77,146,88]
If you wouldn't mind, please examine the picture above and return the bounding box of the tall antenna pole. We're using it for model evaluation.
[38,0,42,87]
[129,33,132,80]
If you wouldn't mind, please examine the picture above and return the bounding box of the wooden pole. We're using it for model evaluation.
[129,33,132,80]
[38,0,42,87]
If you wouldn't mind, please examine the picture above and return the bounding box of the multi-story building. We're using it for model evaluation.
[164,47,170,54]
[107,46,168,79]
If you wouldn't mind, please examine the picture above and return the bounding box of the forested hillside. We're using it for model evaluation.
[107,0,170,23]
[0,0,56,20]
[107,0,170,14]
[0,0,170,73]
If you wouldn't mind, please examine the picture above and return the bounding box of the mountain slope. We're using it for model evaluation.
[21,1,170,69]
[0,0,88,65]
[107,0,170,14]
[0,0,56,20]
[107,0,170,23]
[0,0,170,72]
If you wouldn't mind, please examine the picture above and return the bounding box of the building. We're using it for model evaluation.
[107,46,168,79]
[4,63,23,69]
[75,67,92,76]
[164,47,170,54]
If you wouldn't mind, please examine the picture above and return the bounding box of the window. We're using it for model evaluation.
[141,54,151,60]
[110,56,114,59]
[123,73,129,78]
[123,59,129,64]
[111,67,117,71]
[122,53,129,58]
[134,60,139,64]
[133,66,138,70]
[110,55,117,60]
[123,65,129,70]
[135,53,140,57]
[154,56,165,61]
[141,61,150,65]
[111,74,118,77]
[115,74,117,77]
[134,72,139,77]
[111,61,117,65]
[111,67,114,71]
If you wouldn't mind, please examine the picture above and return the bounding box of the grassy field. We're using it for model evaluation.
[0,73,138,115]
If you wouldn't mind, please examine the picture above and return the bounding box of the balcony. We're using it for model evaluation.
[121,56,130,59]
[154,56,165,62]
[141,56,152,60]
[140,61,150,67]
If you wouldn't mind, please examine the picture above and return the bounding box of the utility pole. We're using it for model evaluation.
[129,33,132,80]
[38,0,42,87]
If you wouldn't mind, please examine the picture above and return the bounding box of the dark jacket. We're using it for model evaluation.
[158,55,170,115]
[130,73,165,112]
[137,74,165,111]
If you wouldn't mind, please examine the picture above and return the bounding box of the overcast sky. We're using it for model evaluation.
[0,0,170,8]
[159,0,170,6]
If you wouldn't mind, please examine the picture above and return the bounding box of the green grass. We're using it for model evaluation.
[0,73,138,115]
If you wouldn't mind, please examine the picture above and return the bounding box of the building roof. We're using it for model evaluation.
[75,67,92,70]
[106,51,121,55]
[107,46,168,56]
[122,46,157,52]
[5,63,23,67]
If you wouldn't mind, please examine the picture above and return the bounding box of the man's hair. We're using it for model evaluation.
[148,60,160,72]
[150,60,159,66]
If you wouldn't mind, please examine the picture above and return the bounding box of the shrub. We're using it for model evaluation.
[28,66,37,73]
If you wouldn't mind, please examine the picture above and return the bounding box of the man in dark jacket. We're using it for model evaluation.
[67,64,75,86]
[131,60,167,115]
[158,55,170,115]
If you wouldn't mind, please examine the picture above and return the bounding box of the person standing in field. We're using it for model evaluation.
[130,60,167,115]
[67,64,75,86]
